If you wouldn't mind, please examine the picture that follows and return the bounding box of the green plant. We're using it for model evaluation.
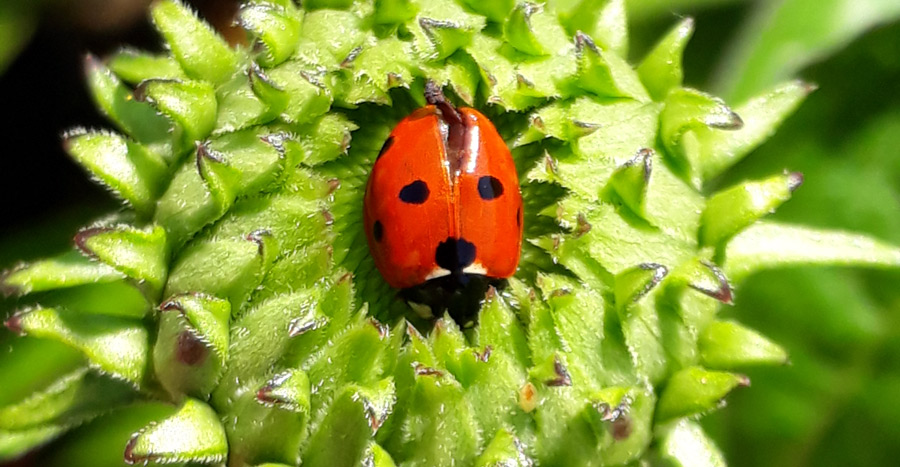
[2,1,898,465]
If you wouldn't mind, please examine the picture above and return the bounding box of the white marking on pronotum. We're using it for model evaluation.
[463,262,487,275]
[425,268,451,280]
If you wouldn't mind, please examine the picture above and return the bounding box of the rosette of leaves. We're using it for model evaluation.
[2,1,900,466]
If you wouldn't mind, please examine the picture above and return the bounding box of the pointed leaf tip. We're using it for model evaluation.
[700,321,788,369]
[504,2,548,56]
[124,398,227,465]
[608,148,654,217]
[475,429,533,467]
[700,172,800,247]
[688,261,733,305]
[83,53,102,75]
[574,31,650,100]
[239,2,303,67]
[788,171,804,192]
[135,78,217,144]
[4,314,23,334]
[656,367,748,421]
[662,89,744,179]
[64,131,167,214]
[74,224,168,298]
[638,17,695,101]
[150,0,239,85]
[725,222,900,281]
[11,307,148,385]
[0,268,21,298]
[657,420,727,467]
[256,369,311,414]
[693,80,814,181]
[615,262,668,308]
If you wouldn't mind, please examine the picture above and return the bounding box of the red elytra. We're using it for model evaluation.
[363,86,523,290]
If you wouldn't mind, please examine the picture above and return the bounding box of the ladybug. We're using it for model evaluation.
[363,82,523,315]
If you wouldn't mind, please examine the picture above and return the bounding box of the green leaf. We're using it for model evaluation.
[346,37,416,96]
[40,402,177,467]
[154,154,233,248]
[75,224,168,299]
[544,201,694,278]
[372,0,417,25]
[725,221,900,282]
[83,55,172,154]
[125,398,228,465]
[214,72,273,134]
[0,339,84,408]
[660,88,743,187]
[302,380,396,467]
[456,0,514,23]
[392,366,478,466]
[573,32,650,101]
[292,114,358,166]
[362,443,397,467]
[655,419,726,467]
[475,429,532,467]
[256,368,311,415]
[135,78,218,145]
[294,9,365,67]
[637,17,694,101]
[504,3,569,57]
[656,366,748,421]
[239,2,303,67]
[476,289,530,371]
[582,386,656,465]
[223,383,308,465]
[303,0,355,9]
[221,288,329,394]
[107,49,186,84]
[716,0,900,102]
[605,148,653,218]
[614,262,668,310]
[6,308,148,386]
[410,1,485,61]
[700,172,802,247]
[694,80,813,182]
[0,425,66,462]
[164,234,273,309]
[204,193,329,254]
[151,0,240,85]
[63,130,168,215]
[699,320,788,369]
[204,128,287,192]
[557,0,629,57]
[30,280,150,318]
[0,368,134,431]
[249,63,290,119]
[667,258,733,305]
[153,293,230,398]
[265,61,333,124]
[1,250,124,297]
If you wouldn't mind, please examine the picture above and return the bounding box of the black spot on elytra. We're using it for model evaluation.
[478,175,504,200]
[373,220,384,242]
[435,237,476,273]
[377,136,394,160]
[399,180,430,204]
